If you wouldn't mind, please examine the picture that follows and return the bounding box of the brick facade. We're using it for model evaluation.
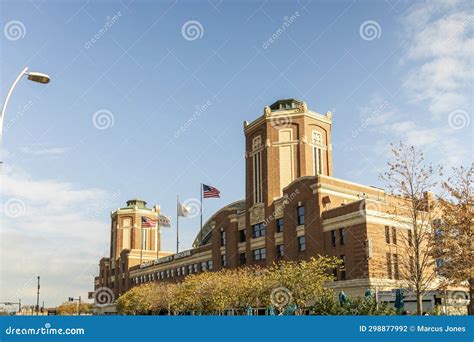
[94,99,451,309]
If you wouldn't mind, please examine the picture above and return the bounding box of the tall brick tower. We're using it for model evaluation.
[110,199,167,267]
[243,99,333,262]
[244,99,332,207]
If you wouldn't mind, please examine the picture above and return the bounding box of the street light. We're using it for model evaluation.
[68,296,81,315]
[27,72,51,84]
[0,67,51,154]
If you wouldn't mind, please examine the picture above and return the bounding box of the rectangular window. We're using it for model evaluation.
[253,151,262,203]
[408,230,413,247]
[393,254,399,279]
[386,253,392,279]
[201,261,207,271]
[339,228,345,245]
[331,230,337,247]
[193,264,198,273]
[276,218,284,233]
[252,223,266,238]
[298,236,306,252]
[142,228,149,251]
[221,254,226,267]
[314,147,323,175]
[276,244,284,257]
[177,268,181,276]
[207,260,213,270]
[239,229,246,242]
[220,231,226,246]
[166,270,170,278]
[385,226,390,244]
[297,206,305,225]
[188,265,193,274]
[253,248,266,261]
[392,227,397,245]
[340,255,346,280]
[239,252,246,265]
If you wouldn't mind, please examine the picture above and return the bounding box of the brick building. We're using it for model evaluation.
[93,99,467,314]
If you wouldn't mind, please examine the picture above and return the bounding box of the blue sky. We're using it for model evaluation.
[1,0,472,307]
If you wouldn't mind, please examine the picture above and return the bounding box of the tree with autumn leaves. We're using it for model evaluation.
[380,142,443,315]
[433,164,473,315]
[381,143,472,315]
[56,302,94,315]
[116,256,343,315]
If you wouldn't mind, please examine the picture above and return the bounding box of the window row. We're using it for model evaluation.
[132,260,213,284]
[233,206,306,244]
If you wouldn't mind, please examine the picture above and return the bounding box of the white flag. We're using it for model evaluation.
[177,202,190,217]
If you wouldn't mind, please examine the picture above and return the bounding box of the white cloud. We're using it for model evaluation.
[354,1,472,171]
[0,164,118,307]
[402,2,473,117]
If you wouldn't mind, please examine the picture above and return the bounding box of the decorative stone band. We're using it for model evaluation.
[322,204,430,232]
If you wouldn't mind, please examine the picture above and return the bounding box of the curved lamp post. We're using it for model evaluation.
[0,67,51,161]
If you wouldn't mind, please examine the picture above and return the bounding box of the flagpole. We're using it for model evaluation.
[200,183,203,246]
[139,226,143,264]
[176,195,179,254]
[156,206,160,259]
[157,221,160,259]
[155,214,159,259]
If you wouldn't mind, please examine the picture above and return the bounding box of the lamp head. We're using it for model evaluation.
[27,72,51,84]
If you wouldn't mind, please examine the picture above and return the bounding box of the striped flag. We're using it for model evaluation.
[203,184,220,198]
[141,216,156,228]
[158,214,172,227]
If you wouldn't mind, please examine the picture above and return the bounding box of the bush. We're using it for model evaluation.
[311,293,396,315]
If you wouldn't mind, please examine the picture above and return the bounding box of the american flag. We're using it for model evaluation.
[203,184,220,198]
[141,216,156,228]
